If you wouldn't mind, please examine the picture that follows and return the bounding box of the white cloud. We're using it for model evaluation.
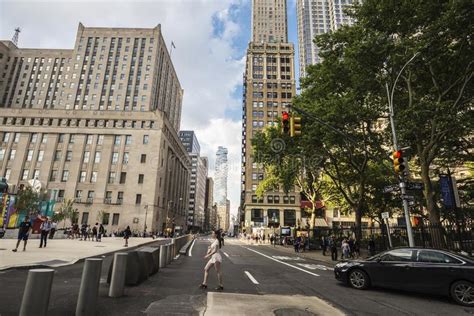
[0,0,246,216]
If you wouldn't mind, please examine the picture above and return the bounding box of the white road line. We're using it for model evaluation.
[174,254,181,260]
[243,247,320,277]
[245,271,260,284]
[188,239,196,257]
[223,251,230,258]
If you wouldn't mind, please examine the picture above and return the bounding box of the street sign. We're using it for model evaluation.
[401,195,415,201]
[384,184,400,193]
[406,182,424,190]
[381,212,390,219]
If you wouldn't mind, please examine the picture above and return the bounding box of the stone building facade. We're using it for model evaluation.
[0,23,191,234]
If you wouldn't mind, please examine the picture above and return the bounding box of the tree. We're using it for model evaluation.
[55,199,78,228]
[354,0,473,234]
[14,187,41,216]
[96,210,106,224]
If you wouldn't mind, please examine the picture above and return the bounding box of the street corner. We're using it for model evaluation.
[144,294,207,316]
[204,292,345,316]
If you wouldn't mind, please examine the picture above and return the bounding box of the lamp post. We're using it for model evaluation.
[143,204,148,237]
[165,200,173,237]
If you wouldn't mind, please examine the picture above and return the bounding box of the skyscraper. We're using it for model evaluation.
[178,131,208,231]
[0,23,191,234]
[241,0,301,235]
[214,146,228,206]
[296,0,358,77]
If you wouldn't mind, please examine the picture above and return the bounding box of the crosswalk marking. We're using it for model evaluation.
[223,251,230,258]
[296,263,334,271]
[245,271,260,284]
[243,247,320,277]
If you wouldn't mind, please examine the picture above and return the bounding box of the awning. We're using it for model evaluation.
[314,218,329,227]
[300,200,324,209]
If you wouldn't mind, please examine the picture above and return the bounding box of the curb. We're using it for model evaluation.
[179,238,195,255]
[0,238,169,272]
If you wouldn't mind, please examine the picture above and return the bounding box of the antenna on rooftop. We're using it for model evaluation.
[12,27,21,46]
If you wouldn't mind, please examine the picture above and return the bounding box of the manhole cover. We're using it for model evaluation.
[274,308,317,316]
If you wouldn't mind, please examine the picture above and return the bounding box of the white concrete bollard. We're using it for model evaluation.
[19,269,55,316]
[76,258,103,316]
[159,244,167,268]
[109,253,128,298]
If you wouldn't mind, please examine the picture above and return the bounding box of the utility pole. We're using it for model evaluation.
[385,53,419,247]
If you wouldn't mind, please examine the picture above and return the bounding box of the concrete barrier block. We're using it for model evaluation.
[139,246,160,275]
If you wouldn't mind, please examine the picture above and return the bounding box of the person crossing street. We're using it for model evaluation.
[39,217,52,248]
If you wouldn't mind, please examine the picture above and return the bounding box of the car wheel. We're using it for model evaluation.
[348,269,370,290]
[450,280,474,307]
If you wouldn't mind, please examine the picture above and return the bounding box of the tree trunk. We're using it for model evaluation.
[420,160,445,248]
[310,206,316,229]
[354,205,362,241]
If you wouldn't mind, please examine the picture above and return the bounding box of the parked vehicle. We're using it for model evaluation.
[334,247,474,307]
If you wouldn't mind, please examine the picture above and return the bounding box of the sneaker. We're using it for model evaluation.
[12,249,17,252]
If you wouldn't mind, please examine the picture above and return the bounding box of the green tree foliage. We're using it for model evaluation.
[55,199,78,227]
[14,187,41,216]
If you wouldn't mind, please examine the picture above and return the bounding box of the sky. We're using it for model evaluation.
[0,0,300,218]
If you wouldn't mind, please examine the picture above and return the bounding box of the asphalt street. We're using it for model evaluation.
[0,237,472,315]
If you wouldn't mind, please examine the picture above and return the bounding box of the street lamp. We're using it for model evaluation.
[143,204,148,237]
[385,52,419,248]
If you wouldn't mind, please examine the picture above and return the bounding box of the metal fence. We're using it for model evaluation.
[331,222,473,256]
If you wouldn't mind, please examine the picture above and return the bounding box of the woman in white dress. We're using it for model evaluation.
[199,230,223,290]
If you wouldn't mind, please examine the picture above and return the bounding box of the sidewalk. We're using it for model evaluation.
[0,236,165,270]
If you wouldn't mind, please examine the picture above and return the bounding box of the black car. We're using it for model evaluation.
[334,248,474,306]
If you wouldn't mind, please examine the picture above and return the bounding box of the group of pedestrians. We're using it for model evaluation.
[293,235,308,253]
[321,236,361,261]
[12,216,57,252]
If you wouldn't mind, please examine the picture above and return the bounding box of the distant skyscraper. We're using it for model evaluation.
[214,146,228,206]
[252,0,288,43]
[178,131,200,154]
[297,0,358,77]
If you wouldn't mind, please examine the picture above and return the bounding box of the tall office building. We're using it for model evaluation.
[296,0,358,77]
[213,146,228,206]
[252,0,288,43]
[0,23,191,234]
[204,177,214,231]
[178,130,208,231]
[241,0,301,235]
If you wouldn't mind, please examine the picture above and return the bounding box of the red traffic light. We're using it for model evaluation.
[392,150,402,159]
[282,111,289,121]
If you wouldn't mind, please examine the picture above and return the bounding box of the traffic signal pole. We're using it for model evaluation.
[385,53,418,248]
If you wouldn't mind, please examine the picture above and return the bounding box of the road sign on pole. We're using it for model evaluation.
[383,184,400,193]
[401,195,415,201]
[381,212,390,219]
[406,182,424,191]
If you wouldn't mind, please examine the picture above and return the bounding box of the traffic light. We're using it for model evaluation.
[290,116,302,137]
[281,111,290,135]
[392,150,407,174]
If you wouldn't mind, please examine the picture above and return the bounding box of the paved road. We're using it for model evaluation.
[0,238,472,315]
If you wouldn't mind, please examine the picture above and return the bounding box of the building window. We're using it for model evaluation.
[0,149,4,161]
[50,170,58,181]
[117,191,124,204]
[122,152,129,164]
[111,152,119,164]
[138,174,144,184]
[94,152,101,163]
[2,132,10,143]
[41,135,48,143]
[125,135,132,145]
[83,151,90,163]
[31,133,38,143]
[79,171,86,182]
[114,135,121,145]
[135,194,142,205]
[90,171,98,183]
[284,209,296,226]
[142,135,149,144]
[119,172,126,184]
[140,154,146,163]
[37,150,44,162]
[69,135,75,144]
[108,172,116,184]
[4,169,11,180]
[27,150,34,161]
[21,169,29,180]
[9,149,16,160]
[81,212,89,225]
[102,213,110,225]
[97,135,104,145]
[112,213,120,225]
[66,151,72,161]
[58,134,65,143]
[62,170,69,182]
[290,196,296,204]
[86,135,93,144]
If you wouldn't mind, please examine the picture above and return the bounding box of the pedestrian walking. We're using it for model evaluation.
[368,237,376,256]
[199,230,223,291]
[330,236,338,261]
[87,225,92,241]
[270,234,274,246]
[123,226,131,247]
[348,238,355,258]
[12,216,32,252]
[294,237,300,253]
[39,217,52,248]
[98,224,105,242]
[341,239,350,259]
[81,223,87,240]
[92,223,98,241]
[262,234,266,244]
[49,221,57,239]
[353,238,360,258]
